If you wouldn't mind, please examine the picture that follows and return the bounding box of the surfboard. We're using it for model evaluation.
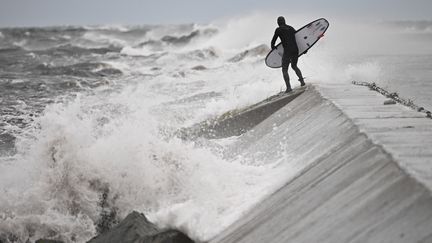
[265,18,329,68]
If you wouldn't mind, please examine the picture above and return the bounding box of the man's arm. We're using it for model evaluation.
[271,29,278,50]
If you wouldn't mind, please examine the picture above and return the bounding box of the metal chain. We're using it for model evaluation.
[352,81,431,119]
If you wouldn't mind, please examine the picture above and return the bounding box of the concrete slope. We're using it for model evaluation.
[211,84,432,243]
[180,87,305,139]
[318,83,432,191]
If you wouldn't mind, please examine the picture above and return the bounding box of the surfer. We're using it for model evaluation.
[271,16,305,92]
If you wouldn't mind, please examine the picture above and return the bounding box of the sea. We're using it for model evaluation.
[0,13,431,242]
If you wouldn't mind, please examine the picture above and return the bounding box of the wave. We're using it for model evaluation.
[136,28,218,49]
[0,46,24,53]
[0,71,118,155]
[83,24,132,32]
[183,48,219,60]
[80,27,154,48]
[0,79,284,242]
[228,44,270,62]
[40,44,122,56]
[0,26,86,39]
[33,62,122,78]
[0,26,86,47]
[161,28,218,45]
[0,26,149,51]
[161,30,200,45]
[121,45,218,61]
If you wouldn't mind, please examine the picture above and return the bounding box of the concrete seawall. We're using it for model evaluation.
[209,84,432,243]
[180,88,305,139]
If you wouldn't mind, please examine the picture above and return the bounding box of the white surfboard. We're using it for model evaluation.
[265,18,329,68]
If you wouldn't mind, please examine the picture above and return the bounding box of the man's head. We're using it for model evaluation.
[277,16,286,26]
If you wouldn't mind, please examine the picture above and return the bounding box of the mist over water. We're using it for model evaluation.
[0,13,431,242]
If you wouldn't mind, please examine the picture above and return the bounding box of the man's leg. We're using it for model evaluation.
[282,53,292,92]
[291,56,305,86]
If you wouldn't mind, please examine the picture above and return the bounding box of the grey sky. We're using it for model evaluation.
[0,0,431,27]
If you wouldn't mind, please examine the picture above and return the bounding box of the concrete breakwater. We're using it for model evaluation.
[206,83,432,243]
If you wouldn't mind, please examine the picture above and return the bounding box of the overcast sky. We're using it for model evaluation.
[0,0,431,27]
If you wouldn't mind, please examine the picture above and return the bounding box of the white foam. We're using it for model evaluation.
[121,45,164,56]
[82,31,128,47]
[0,80,290,241]
[12,39,27,48]
[82,24,131,32]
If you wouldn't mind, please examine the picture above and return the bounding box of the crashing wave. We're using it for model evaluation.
[184,47,218,60]
[228,44,270,62]
[138,28,218,47]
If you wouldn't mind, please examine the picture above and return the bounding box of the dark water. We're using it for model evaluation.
[0,27,124,154]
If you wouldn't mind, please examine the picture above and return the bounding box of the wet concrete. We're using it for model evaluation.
[209,84,432,243]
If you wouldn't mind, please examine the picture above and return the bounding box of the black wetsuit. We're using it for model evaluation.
[271,25,298,55]
[271,24,304,91]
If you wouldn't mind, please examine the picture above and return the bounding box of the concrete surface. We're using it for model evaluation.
[209,83,432,243]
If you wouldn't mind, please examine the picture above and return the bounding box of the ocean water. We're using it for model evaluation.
[0,14,431,242]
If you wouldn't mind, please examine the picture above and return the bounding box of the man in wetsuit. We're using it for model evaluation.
[271,16,305,92]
